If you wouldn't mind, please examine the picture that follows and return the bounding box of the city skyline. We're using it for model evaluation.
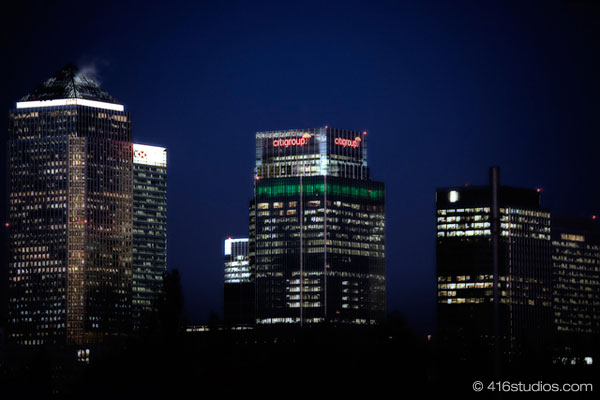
[2,1,600,335]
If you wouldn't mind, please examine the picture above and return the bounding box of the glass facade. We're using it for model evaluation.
[436,185,553,360]
[255,127,369,180]
[224,238,250,284]
[551,215,600,358]
[7,65,133,346]
[132,144,167,332]
[224,238,253,326]
[252,128,385,326]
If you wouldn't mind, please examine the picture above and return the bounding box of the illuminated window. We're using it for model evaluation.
[560,233,585,242]
[449,191,459,203]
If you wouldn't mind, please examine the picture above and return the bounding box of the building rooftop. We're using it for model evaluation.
[436,185,542,209]
[19,63,119,104]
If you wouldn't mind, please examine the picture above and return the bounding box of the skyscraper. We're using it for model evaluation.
[436,168,553,363]
[551,214,600,361]
[7,64,133,346]
[223,237,253,326]
[251,127,385,326]
[133,144,167,332]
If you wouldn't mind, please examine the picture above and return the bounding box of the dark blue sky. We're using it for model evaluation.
[2,0,599,333]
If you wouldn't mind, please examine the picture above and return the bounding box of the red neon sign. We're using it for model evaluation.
[334,136,362,148]
[273,133,312,148]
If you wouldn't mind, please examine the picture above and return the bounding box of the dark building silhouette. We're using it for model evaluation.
[132,144,167,332]
[223,237,254,326]
[551,214,600,365]
[251,127,385,326]
[436,169,553,364]
[7,64,133,345]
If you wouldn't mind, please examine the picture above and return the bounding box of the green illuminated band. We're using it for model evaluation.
[256,176,384,201]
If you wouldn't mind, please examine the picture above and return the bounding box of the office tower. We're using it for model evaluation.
[133,144,167,332]
[436,168,552,362]
[551,214,600,361]
[223,237,253,326]
[7,64,133,346]
[251,127,385,326]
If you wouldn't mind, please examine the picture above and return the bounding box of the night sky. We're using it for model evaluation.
[2,0,599,334]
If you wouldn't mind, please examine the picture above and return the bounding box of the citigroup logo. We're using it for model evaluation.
[334,136,362,148]
[273,133,312,148]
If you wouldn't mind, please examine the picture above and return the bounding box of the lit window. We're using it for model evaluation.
[449,191,459,203]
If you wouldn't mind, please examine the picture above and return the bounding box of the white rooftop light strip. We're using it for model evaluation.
[133,144,167,167]
[16,98,124,112]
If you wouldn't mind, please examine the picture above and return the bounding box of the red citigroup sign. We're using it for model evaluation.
[273,133,312,148]
[334,136,362,148]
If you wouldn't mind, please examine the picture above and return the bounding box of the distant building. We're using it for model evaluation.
[251,127,386,326]
[133,144,167,332]
[7,64,133,345]
[551,214,600,363]
[223,238,253,326]
[436,168,553,362]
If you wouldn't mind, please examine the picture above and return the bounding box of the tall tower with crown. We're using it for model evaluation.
[7,64,133,346]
